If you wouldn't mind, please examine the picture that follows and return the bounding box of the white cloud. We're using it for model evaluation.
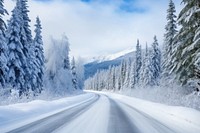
[4,0,183,59]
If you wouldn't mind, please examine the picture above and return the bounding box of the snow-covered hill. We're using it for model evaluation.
[84,48,135,79]
[89,47,134,63]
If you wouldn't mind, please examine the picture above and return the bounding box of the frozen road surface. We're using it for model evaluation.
[1,91,200,133]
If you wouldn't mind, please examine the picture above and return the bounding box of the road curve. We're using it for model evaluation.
[107,97,141,133]
[7,94,99,133]
[116,100,176,133]
[6,93,178,133]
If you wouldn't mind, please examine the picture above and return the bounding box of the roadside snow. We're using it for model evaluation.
[108,86,200,110]
[91,91,200,133]
[0,93,95,133]
[1,90,200,133]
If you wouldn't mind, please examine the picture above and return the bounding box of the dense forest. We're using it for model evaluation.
[0,0,83,103]
[85,0,200,108]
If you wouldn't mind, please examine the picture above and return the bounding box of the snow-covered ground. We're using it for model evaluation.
[112,86,200,110]
[0,93,95,132]
[0,91,200,133]
[93,91,200,133]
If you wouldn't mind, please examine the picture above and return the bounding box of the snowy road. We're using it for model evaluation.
[8,94,142,133]
[1,91,200,133]
[7,94,100,133]
[107,97,141,133]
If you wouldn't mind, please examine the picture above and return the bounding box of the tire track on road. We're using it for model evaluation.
[117,100,176,133]
[7,94,100,133]
[107,97,141,133]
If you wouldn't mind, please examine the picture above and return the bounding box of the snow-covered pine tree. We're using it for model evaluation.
[140,43,154,86]
[162,0,177,75]
[61,35,71,70]
[99,70,105,90]
[170,0,200,86]
[0,0,8,87]
[114,66,120,90]
[84,77,91,90]
[33,16,44,94]
[45,35,73,95]
[117,65,122,90]
[7,0,33,95]
[107,66,112,90]
[71,57,78,90]
[150,36,161,85]
[194,13,200,87]
[76,57,85,90]
[18,0,34,94]
[139,44,146,86]
[135,39,142,84]
[129,61,135,89]
[94,70,100,90]
[93,76,97,90]
[0,0,8,32]
[20,0,32,44]
[120,60,126,87]
[111,66,116,91]
[6,2,26,95]
[124,58,131,88]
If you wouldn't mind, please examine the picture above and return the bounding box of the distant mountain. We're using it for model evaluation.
[89,47,134,63]
[84,48,135,79]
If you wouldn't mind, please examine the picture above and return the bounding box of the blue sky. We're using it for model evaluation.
[5,0,183,60]
[35,0,147,13]
[81,0,147,13]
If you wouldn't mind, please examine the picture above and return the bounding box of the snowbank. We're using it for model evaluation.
[92,91,200,133]
[0,93,95,132]
[132,86,199,110]
[101,85,200,111]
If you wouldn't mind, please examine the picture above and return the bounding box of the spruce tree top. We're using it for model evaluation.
[0,0,8,33]
[20,0,32,43]
[34,16,43,46]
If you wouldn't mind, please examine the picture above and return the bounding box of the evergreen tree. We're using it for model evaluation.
[6,2,26,95]
[33,16,44,94]
[170,0,200,86]
[19,0,34,93]
[194,20,200,83]
[107,66,113,90]
[117,65,122,90]
[124,58,131,88]
[45,35,73,95]
[150,36,161,85]
[140,44,154,86]
[0,0,8,87]
[0,0,8,32]
[135,39,142,84]
[76,57,85,90]
[7,0,33,95]
[20,0,32,43]
[163,0,177,75]
[140,44,147,86]
[71,57,78,90]
[120,60,126,87]
[62,35,70,70]
[111,67,116,90]
[130,62,135,89]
